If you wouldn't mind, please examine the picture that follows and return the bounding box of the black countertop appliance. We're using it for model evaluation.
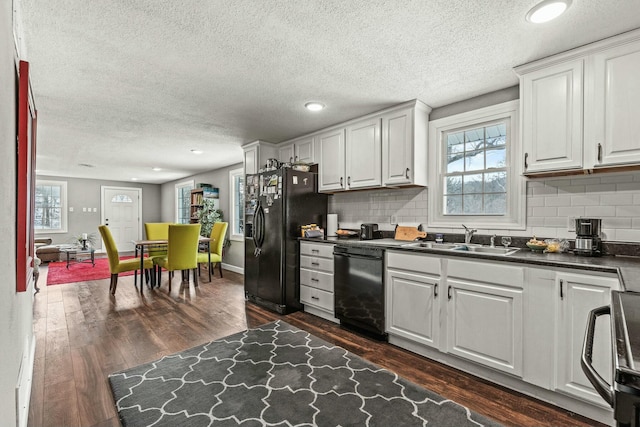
[575,217,602,256]
[582,291,640,426]
[244,169,328,314]
[360,223,379,240]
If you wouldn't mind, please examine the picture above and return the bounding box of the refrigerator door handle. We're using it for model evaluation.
[253,202,262,256]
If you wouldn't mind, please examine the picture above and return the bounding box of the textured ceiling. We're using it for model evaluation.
[15,0,640,184]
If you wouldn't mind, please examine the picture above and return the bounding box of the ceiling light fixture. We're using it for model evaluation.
[131,177,138,181]
[190,149,204,155]
[305,102,325,112]
[152,167,162,171]
[526,0,571,23]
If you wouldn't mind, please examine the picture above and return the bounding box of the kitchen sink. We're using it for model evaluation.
[401,242,461,250]
[401,241,520,256]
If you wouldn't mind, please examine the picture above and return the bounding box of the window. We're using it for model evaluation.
[175,180,194,224]
[444,122,507,215]
[229,167,244,241]
[34,180,68,233]
[428,100,525,230]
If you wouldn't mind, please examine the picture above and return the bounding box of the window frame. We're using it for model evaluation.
[34,179,68,234]
[427,100,526,230]
[228,167,244,241]
[175,179,194,224]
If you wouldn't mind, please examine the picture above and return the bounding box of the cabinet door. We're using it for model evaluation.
[555,273,619,406]
[386,269,440,349]
[382,108,413,185]
[521,59,584,173]
[295,137,314,163]
[244,145,258,175]
[590,40,640,166]
[317,128,346,192]
[445,279,523,377]
[278,144,294,163]
[345,117,382,189]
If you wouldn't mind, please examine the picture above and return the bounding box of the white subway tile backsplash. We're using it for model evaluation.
[584,206,617,217]
[533,206,558,217]
[616,205,640,217]
[585,183,616,193]
[544,196,571,207]
[602,194,634,206]
[328,172,640,243]
[571,195,600,206]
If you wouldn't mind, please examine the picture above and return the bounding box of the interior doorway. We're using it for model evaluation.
[101,186,142,252]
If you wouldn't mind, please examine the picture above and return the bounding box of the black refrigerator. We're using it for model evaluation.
[244,168,328,314]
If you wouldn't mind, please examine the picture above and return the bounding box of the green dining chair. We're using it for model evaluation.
[155,224,201,292]
[144,222,170,283]
[197,222,228,281]
[98,225,154,295]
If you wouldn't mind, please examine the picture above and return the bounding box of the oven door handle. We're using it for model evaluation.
[334,252,383,261]
[581,305,614,407]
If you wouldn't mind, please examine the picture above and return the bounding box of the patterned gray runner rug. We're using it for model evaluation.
[109,320,502,426]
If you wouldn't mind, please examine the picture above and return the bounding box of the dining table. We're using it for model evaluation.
[132,236,211,292]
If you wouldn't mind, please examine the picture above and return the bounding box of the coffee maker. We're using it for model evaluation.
[574,218,602,256]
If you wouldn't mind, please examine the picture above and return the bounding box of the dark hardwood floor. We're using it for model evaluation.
[29,265,604,427]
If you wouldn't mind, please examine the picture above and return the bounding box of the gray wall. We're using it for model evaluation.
[36,175,161,250]
[161,163,244,269]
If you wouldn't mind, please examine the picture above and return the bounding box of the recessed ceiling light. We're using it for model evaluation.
[191,149,204,155]
[131,177,138,181]
[152,167,162,171]
[305,102,325,112]
[526,0,571,23]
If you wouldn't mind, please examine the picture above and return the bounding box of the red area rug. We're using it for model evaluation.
[46,256,140,286]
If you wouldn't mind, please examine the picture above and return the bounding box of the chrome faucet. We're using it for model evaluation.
[490,234,497,248]
[462,224,477,244]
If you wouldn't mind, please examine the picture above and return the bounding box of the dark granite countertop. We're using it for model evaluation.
[301,237,640,293]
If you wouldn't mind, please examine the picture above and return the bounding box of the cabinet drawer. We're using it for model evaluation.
[448,259,524,287]
[387,251,440,275]
[300,285,334,312]
[300,268,334,292]
[300,242,334,258]
[300,254,334,273]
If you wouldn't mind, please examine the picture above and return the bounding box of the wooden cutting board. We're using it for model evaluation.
[394,226,427,241]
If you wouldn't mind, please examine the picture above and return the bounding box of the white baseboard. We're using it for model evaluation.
[15,336,35,427]
[222,263,244,275]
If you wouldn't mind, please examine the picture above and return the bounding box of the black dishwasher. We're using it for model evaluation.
[334,245,386,339]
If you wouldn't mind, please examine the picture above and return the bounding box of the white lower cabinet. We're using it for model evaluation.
[299,242,337,322]
[386,251,441,348]
[445,259,524,377]
[385,251,620,425]
[387,270,440,348]
[554,272,619,406]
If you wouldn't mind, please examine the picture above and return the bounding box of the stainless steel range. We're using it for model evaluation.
[582,291,640,426]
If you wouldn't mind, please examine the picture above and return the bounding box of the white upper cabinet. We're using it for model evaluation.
[382,103,429,186]
[520,59,584,173]
[278,144,295,164]
[317,128,346,192]
[242,140,277,175]
[345,116,382,189]
[315,100,430,193]
[516,29,640,175]
[279,136,315,164]
[589,40,640,167]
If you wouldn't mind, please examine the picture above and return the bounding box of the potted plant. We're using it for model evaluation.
[195,199,223,238]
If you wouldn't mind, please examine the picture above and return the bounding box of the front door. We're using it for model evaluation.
[101,186,142,252]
